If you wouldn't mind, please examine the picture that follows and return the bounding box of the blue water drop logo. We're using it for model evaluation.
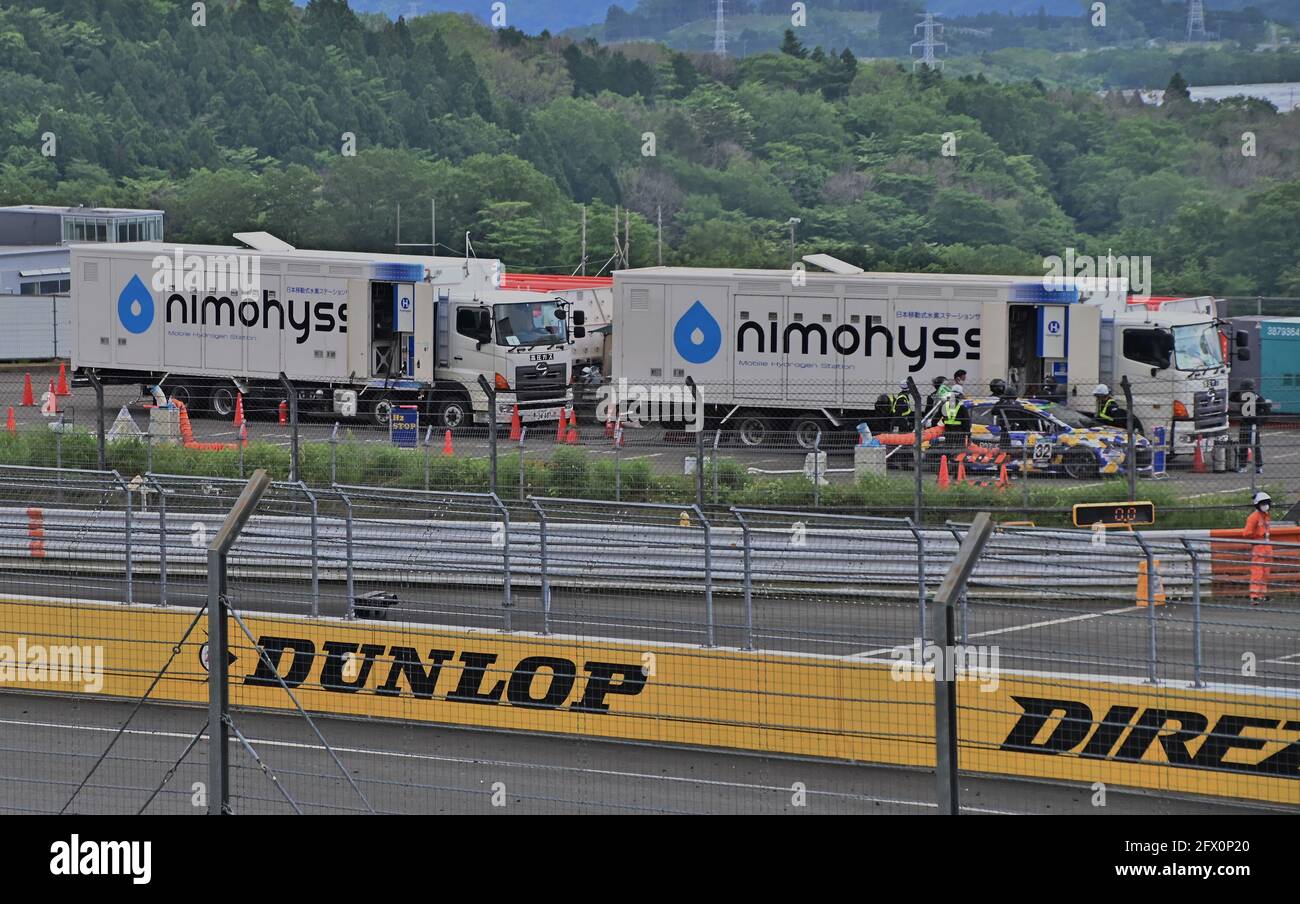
[673,300,722,364]
[117,274,155,334]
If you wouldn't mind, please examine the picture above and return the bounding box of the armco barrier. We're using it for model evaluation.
[1,596,1295,805]
[1209,525,1300,597]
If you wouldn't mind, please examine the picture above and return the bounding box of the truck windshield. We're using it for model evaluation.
[495,301,566,347]
[1173,322,1225,371]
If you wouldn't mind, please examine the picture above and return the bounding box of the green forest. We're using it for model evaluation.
[2,0,1299,294]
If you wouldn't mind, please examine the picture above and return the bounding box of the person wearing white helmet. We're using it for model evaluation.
[937,384,971,449]
[1092,384,1143,433]
[890,379,915,431]
[1244,491,1273,605]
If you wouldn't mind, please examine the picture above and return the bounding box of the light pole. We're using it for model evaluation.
[786,216,801,264]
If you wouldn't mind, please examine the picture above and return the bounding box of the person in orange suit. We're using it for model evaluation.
[1243,491,1273,605]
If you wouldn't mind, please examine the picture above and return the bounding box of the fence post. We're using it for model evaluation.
[86,370,107,470]
[337,488,356,620]
[945,522,970,643]
[147,475,168,606]
[296,481,319,617]
[693,504,714,647]
[730,508,754,650]
[145,429,154,475]
[423,425,432,491]
[477,375,498,496]
[932,511,996,816]
[517,427,527,502]
[529,498,550,635]
[330,423,339,485]
[1121,375,1136,503]
[278,372,299,483]
[614,425,622,502]
[711,428,721,504]
[491,494,512,631]
[207,469,272,815]
[813,429,822,508]
[1181,537,1204,688]
[686,376,703,508]
[111,470,134,605]
[907,377,923,525]
[1132,530,1158,684]
[905,517,927,643]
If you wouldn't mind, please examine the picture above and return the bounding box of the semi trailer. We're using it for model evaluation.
[70,240,581,428]
[610,262,1227,451]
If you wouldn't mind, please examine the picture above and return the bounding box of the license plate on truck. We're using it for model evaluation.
[520,406,563,423]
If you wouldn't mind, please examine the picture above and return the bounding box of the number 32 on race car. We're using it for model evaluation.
[1032,440,1053,463]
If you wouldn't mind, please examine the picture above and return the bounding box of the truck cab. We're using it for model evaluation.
[1095,296,1229,455]
[436,288,578,428]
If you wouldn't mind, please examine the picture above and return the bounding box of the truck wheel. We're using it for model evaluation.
[370,399,394,428]
[1064,448,1099,481]
[167,383,195,412]
[210,385,237,419]
[791,416,826,451]
[438,398,470,431]
[734,412,769,447]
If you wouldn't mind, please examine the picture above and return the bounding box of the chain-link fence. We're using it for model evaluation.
[1,365,1294,530]
[0,465,1295,813]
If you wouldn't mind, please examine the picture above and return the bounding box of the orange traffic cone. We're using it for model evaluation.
[239,421,248,448]
[937,454,951,489]
[233,393,245,427]
[955,455,967,484]
[565,408,579,445]
[20,373,34,407]
[1192,438,1206,474]
[46,379,60,415]
[278,401,288,425]
[442,429,454,457]
[996,463,1010,489]
[508,405,521,442]
[604,409,616,439]
[555,409,567,442]
[5,406,15,435]
[55,361,70,396]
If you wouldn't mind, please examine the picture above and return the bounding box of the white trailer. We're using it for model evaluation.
[70,241,578,428]
[612,265,1111,447]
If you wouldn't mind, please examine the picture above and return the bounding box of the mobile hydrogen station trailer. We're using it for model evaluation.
[70,235,582,429]
[1225,315,1300,417]
[610,257,1226,452]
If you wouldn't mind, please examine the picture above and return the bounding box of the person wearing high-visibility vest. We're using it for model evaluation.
[1243,491,1273,606]
[890,380,915,431]
[939,386,970,450]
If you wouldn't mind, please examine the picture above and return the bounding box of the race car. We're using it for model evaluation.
[889,397,1153,479]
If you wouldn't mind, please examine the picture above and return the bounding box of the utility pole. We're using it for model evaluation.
[613,205,621,268]
[786,217,801,264]
[431,198,436,255]
[657,205,663,266]
[624,207,630,269]
[395,201,401,253]
[713,0,727,58]
[580,205,587,276]
[911,13,946,71]
[1187,0,1208,42]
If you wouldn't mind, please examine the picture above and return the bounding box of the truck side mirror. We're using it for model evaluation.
[573,310,585,327]
[1235,331,1249,348]
[573,326,586,340]
[1237,348,1251,362]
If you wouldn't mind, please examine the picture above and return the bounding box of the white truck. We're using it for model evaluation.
[70,239,581,428]
[1091,294,1229,457]
[610,262,1225,452]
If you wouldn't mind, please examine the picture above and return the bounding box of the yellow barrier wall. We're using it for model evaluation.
[1,599,1295,806]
